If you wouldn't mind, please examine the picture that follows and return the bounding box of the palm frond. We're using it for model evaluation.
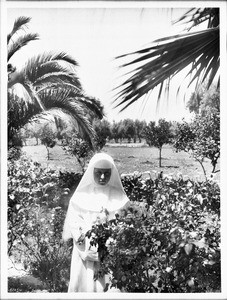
[33,60,79,81]
[173,8,219,30]
[23,80,45,111]
[78,96,104,120]
[114,27,219,111]
[34,72,82,91]
[22,52,80,85]
[50,52,79,66]
[7,33,39,61]
[8,91,40,133]
[38,88,97,147]
[7,16,31,44]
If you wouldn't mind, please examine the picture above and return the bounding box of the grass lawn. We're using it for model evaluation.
[22,142,219,182]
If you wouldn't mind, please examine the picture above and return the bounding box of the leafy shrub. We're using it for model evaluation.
[8,154,220,293]
[87,173,221,293]
[8,146,22,161]
[121,173,220,214]
[8,276,44,292]
[8,153,75,292]
[59,171,82,195]
[23,207,72,292]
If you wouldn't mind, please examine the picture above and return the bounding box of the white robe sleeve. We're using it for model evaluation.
[62,201,89,242]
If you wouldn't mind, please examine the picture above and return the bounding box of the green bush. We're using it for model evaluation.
[8,276,44,292]
[87,174,221,293]
[8,153,74,292]
[24,207,73,292]
[8,154,220,293]
[121,173,220,214]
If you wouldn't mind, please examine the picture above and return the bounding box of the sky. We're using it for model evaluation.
[6,3,215,123]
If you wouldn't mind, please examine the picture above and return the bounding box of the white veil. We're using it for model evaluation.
[75,152,125,192]
[62,153,130,240]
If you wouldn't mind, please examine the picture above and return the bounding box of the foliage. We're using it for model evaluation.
[110,121,120,143]
[142,119,173,167]
[8,151,220,293]
[93,119,111,150]
[87,173,220,293]
[8,276,44,292]
[8,153,74,292]
[8,92,30,148]
[58,171,83,209]
[62,132,93,172]
[8,147,22,161]
[174,112,220,177]
[122,119,136,143]
[7,16,104,148]
[187,85,220,115]
[40,124,57,160]
[134,120,147,143]
[28,124,43,145]
[25,207,72,292]
[114,8,219,111]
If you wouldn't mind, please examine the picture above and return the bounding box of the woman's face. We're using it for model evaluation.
[93,168,111,185]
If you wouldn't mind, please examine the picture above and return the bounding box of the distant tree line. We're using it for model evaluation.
[21,118,176,146]
[17,85,220,179]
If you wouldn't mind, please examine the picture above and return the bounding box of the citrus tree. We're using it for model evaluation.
[142,119,173,167]
[174,112,220,179]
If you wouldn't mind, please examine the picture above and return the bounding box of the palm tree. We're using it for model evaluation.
[114,8,219,111]
[8,16,104,147]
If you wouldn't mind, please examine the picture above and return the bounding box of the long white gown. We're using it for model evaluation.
[62,153,130,293]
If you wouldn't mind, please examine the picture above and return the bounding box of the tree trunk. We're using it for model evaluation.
[46,147,50,160]
[195,157,207,180]
[159,147,162,167]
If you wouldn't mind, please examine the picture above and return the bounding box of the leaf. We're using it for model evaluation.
[114,27,219,111]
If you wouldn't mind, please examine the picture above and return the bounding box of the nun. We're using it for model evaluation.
[62,153,130,292]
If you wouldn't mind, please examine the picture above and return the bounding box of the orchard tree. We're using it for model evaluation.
[143,119,173,167]
[110,121,120,143]
[29,124,43,145]
[134,119,147,143]
[117,121,126,143]
[174,112,220,179]
[93,119,111,150]
[20,125,31,146]
[123,119,136,143]
[40,124,57,160]
[62,133,92,173]
[54,117,68,140]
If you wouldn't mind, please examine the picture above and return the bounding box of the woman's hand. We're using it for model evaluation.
[80,249,99,262]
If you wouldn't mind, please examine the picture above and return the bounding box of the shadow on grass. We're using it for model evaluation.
[163,166,179,169]
[141,160,155,165]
